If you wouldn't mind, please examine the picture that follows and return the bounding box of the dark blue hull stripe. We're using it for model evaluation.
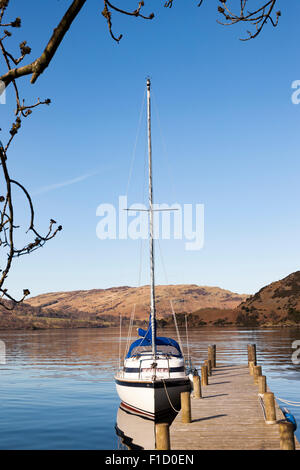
[115,378,191,389]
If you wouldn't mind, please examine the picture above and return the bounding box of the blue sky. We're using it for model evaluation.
[1,0,300,299]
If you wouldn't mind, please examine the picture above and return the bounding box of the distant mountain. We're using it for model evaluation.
[2,273,299,330]
[25,284,248,321]
[235,271,300,326]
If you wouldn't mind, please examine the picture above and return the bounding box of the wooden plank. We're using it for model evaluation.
[170,364,300,450]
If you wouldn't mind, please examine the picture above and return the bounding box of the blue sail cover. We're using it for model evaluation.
[126,318,182,358]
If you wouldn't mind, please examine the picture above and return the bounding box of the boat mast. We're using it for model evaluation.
[147,78,156,360]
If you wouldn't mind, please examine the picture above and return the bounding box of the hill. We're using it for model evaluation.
[235,271,300,326]
[25,284,247,322]
[0,283,247,330]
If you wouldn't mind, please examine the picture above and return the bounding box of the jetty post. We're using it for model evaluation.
[204,359,212,376]
[253,365,262,384]
[193,374,202,398]
[258,375,267,394]
[279,422,296,450]
[249,361,255,375]
[208,344,216,368]
[181,391,191,423]
[201,365,208,386]
[155,423,171,450]
[247,344,257,366]
[263,392,277,424]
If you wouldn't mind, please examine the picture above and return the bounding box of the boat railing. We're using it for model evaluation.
[138,356,171,379]
[116,366,125,378]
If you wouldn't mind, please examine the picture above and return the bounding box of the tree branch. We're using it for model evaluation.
[0,0,87,87]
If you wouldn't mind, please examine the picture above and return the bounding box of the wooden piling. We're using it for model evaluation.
[155,423,170,450]
[258,375,267,394]
[263,392,277,424]
[249,361,255,375]
[208,344,216,368]
[247,344,252,364]
[247,344,257,366]
[279,422,296,450]
[204,359,212,376]
[181,391,191,423]
[253,365,262,385]
[201,365,208,386]
[193,374,202,398]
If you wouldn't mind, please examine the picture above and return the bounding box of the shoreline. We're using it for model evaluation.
[0,322,299,332]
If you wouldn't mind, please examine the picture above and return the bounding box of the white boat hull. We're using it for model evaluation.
[115,375,191,421]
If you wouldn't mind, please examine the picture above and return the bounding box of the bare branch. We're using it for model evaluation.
[217,0,280,40]
[102,1,154,43]
[0,0,87,87]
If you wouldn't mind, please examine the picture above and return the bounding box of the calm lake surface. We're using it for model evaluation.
[0,327,299,449]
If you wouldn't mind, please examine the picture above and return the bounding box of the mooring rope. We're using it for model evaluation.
[258,394,267,420]
[275,397,300,407]
[162,378,180,413]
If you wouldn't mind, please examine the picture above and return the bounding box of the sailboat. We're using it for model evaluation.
[114,78,192,422]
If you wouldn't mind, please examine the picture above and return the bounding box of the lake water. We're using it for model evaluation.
[0,327,299,449]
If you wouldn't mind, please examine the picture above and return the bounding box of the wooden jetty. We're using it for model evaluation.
[156,345,300,450]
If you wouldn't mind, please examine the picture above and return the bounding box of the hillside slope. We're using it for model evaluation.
[236,271,300,326]
[26,284,248,320]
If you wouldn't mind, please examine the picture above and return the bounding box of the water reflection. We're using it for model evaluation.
[115,404,177,450]
[115,406,155,450]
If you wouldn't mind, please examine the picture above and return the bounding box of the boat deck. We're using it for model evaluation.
[169,363,300,450]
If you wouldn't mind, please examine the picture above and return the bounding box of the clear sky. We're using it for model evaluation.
[1,0,300,299]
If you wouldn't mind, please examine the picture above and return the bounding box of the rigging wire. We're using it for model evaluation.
[118,314,122,370]
[125,88,146,200]
[185,314,190,365]
[156,237,185,359]
[152,89,188,356]
[152,90,177,204]
[123,83,187,360]
[124,304,135,360]
[123,87,148,360]
[152,88,185,355]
